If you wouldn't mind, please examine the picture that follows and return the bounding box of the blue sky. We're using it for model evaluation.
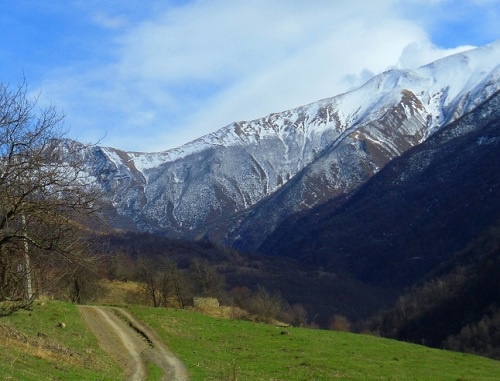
[1,0,498,152]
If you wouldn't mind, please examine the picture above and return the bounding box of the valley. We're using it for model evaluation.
[67,43,500,357]
[1,39,500,378]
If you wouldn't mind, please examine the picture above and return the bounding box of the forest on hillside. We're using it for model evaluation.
[365,222,500,360]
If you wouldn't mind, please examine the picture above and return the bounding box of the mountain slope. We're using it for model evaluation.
[260,90,500,288]
[367,222,500,359]
[219,42,500,250]
[80,41,500,245]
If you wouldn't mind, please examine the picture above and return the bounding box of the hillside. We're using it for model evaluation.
[101,231,395,324]
[366,221,500,359]
[261,90,500,288]
[257,89,500,358]
[1,300,499,380]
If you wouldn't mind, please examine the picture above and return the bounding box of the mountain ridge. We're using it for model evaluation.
[77,40,499,247]
[260,89,500,286]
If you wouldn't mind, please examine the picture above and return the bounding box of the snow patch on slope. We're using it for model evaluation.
[124,41,499,176]
[84,41,499,241]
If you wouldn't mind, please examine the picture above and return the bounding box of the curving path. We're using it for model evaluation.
[79,306,188,381]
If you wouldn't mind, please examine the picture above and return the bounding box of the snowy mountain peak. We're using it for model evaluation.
[81,41,500,244]
[177,42,496,157]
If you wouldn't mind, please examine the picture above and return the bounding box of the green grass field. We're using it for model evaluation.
[129,305,500,381]
[1,300,499,380]
[0,300,121,381]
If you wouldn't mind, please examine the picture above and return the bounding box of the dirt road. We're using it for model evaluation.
[79,306,188,381]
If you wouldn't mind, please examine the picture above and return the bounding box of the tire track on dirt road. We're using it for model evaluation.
[79,306,188,381]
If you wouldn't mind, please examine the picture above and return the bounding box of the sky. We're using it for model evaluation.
[0,1,498,152]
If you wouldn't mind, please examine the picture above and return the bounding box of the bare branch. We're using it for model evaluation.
[0,81,103,306]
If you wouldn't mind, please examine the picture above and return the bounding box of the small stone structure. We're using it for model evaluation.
[192,297,219,308]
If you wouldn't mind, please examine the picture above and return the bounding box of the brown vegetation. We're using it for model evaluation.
[329,314,352,332]
[0,81,104,316]
[364,223,500,359]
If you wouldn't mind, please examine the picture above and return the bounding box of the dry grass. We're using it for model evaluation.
[97,280,249,320]
[96,279,145,305]
[98,280,285,326]
[187,305,244,319]
[0,323,87,366]
[0,300,122,380]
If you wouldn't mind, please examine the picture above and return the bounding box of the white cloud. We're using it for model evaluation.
[177,17,431,145]
[91,11,129,30]
[34,0,497,152]
[396,41,476,69]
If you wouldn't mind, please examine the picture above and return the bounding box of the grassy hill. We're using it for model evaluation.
[0,300,121,380]
[1,300,499,380]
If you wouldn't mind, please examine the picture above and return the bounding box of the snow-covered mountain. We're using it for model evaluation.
[79,41,500,248]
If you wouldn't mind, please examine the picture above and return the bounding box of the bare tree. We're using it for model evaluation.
[190,258,224,297]
[248,285,284,323]
[138,257,190,308]
[0,81,102,315]
[165,260,189,308]
[138,258,161,307]
[329,314,352,332]
[287,303,309,327]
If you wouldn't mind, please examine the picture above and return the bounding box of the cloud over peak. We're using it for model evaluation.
[9,0,497,152]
